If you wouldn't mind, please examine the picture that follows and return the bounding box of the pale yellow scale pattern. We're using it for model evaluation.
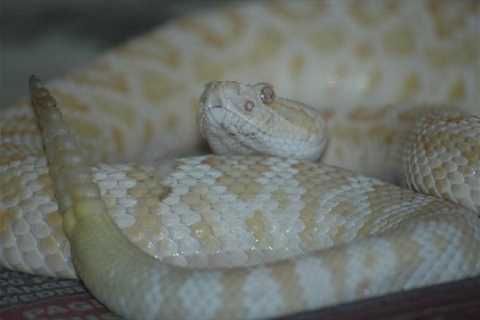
[405,112,480,212]
[1,1,480,320]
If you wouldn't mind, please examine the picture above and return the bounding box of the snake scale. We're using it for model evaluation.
[1,1,480,319]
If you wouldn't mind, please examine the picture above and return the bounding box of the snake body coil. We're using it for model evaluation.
[1,1,480,319]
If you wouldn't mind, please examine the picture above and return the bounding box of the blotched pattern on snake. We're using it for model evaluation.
[1,1,480,319]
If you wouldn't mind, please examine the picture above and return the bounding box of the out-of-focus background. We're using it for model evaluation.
[0,0,237,107]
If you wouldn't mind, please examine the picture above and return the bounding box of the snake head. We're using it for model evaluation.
[199,81,327,160]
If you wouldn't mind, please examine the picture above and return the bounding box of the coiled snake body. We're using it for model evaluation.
[1,1,480,319]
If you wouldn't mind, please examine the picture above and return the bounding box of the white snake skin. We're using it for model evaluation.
[199,81,328,161]
[2,1,480,319]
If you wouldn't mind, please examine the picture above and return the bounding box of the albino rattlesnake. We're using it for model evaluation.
[1,1,480,319]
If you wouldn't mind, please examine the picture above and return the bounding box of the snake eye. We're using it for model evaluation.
[244,100,255,112]
[259,84,275,105]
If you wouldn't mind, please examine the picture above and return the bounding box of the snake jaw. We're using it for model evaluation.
[199,81,328,160]
[198,81,226,141]
[199,81,257,154]
[199,81,265,155]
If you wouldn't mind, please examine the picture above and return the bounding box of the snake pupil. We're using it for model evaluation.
[260,85,275,104]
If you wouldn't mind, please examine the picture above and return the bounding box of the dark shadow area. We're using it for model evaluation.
[0,0,238,106]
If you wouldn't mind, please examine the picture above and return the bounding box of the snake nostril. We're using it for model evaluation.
[206,81,220,91]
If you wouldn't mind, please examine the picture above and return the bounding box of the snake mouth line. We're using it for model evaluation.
[200,84,329,161]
